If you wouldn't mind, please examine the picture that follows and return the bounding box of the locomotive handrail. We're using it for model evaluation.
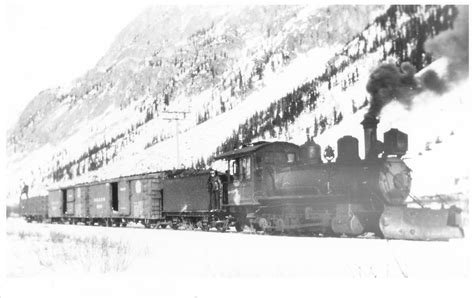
[408,194,425,208]
[254,199,346,212]
[258,194,346,201]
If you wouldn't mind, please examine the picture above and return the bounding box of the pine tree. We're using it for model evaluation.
[352,100,357,113]
[220,96,226,113]
[238,71,243,89]
[314,116,319,136]
[247,77,253,90]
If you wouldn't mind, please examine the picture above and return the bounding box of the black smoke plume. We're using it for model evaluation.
[365,5,468,120]
[365,62,419,119]
[420,69,447,94]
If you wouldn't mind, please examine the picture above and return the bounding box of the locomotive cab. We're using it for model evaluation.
[215,142,300,208]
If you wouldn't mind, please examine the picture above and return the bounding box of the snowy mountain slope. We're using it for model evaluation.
[9,5,380,152]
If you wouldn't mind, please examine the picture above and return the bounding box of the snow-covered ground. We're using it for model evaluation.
[4,217,471,297]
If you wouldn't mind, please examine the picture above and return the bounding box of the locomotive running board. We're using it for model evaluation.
[379,206,464,241]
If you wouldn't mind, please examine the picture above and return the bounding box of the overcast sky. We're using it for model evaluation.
[1,0,289,132]
[2,0,161,131]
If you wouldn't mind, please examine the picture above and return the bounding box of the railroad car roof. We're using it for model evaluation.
[48,171,163,191]
[215,141,299,160]
[47,169,211,191]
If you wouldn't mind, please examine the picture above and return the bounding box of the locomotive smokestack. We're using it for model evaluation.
[361,116,379,159]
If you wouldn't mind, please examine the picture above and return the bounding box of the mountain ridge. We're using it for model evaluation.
[8,5,382,154]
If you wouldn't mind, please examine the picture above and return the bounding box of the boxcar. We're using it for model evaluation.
[129,178,163,220]
[20,195,48,222]
[48,172,165,226]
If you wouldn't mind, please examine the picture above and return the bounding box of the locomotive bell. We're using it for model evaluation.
[300,136,322,164]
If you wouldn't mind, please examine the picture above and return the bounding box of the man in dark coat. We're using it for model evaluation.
[207,169,222,211]
[20,182,29,200]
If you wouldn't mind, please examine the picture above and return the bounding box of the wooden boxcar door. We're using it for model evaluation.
[149,179,163,219]
[131,180,145,218]
[66,188,75,215]
[118,180,131,216]
[74,187,86,218]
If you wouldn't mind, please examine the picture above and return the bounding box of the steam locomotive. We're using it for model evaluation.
[19,118,465,240]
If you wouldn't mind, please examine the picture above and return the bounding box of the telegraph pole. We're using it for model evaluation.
[162,111,189,168]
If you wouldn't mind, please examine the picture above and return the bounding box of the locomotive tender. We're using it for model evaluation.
[19,118,464,240]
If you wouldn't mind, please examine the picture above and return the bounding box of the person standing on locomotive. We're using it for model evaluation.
[207,169,223,211]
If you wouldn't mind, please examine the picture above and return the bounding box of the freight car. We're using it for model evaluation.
[18,118,465,241]
[45,170,230,231]
[19,195,48,222]
[48,172,165,227]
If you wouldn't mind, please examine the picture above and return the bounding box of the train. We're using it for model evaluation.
[19,117,465,240]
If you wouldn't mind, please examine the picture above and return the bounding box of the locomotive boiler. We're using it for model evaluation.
[217,117,464,240]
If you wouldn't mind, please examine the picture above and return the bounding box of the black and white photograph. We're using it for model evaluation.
[2,1,471,297]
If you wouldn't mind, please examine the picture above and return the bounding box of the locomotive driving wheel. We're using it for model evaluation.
[215,222,226,232]
[196,220,209,231]
[257,217,269,233]
[275,218,285,234]
[234,221,243,232]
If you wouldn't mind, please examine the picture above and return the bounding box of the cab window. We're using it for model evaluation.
[240,156,252,181]
[287,153,296,163]
[266,151,297,165]
[231,159,240,178]
[231,157,251,181]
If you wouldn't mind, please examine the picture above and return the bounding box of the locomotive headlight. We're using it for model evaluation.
[378,158,412,205]
[383,129,408,157]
